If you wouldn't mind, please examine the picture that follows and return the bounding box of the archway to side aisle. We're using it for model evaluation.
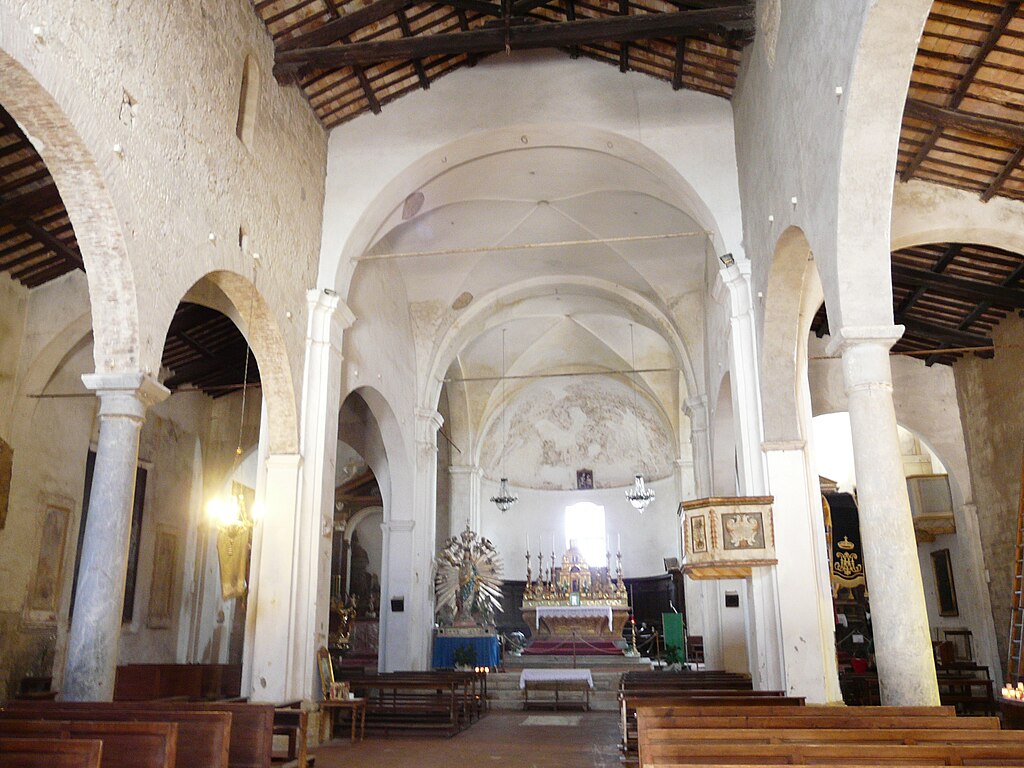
[0,18,139,374]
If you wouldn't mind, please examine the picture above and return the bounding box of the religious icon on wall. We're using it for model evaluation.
[690,516,708,553]
[25,503,71,622]
[576,469,594,490]
[0,437,12,530]
[148,527,180,628]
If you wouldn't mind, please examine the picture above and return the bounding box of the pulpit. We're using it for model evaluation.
[521,543,630,641]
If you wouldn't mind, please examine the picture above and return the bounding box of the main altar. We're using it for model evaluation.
[521,542,630,642]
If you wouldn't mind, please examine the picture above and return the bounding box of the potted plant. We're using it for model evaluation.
[453,644,476,670]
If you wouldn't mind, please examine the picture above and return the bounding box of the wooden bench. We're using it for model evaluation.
[114,664,242,702]
[272,702,309,768]
[0,737,103,768]
[2,701,243,768]
[337,674,471,736]
[0,719,177,768]
[639,741,1024,766]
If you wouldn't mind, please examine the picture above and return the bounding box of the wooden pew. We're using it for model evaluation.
[336,673,468,736]
[2,702,234,768]
[0,719,177,768]
[0,737,103,768]
[639,741,1024,766]
[113,664,243,701]
[272,702,308,768]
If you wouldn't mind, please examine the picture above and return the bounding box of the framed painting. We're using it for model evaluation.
[932,548,959,617]
[147,526,179,628]
[25,503,71,623]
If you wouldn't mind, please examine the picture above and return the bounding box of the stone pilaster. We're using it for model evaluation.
[827,325,939,705]
[448,464,483,533]
[63,372,168,701]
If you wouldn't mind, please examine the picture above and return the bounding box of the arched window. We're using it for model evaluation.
[564,501,607,566]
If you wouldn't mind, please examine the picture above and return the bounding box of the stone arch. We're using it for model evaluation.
[0,11,139,373]
[422,276,696,415]
[711,373,736,496]
[831,0,933,330]
[333,123,730,298]
[171,271,299,456]
[8,311,93,446]
[761,226,825,444]
[892,181,1024,256]
[339,386,410,522]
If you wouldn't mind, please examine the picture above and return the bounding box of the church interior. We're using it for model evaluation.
[3,0,1024,765]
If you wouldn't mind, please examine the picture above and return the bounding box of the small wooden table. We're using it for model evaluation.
[319,698,367,743]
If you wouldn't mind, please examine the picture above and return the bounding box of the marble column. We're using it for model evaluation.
[63,372,168,701]
[448,464,482,534]
[827,326,939,705]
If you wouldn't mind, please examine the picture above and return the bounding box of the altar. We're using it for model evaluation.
[521,543,630,642]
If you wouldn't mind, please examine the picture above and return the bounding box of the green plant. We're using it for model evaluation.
[453,644,476,668]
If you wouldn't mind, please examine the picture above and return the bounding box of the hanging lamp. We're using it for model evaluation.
[206,254,263,531]
[625,323,655,513]
[490,327,518,513]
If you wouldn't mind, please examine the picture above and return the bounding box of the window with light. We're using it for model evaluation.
[564,501,607,566]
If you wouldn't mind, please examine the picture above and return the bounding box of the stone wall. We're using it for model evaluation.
[954,316,1024,670]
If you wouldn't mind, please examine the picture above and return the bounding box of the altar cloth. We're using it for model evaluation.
[535,605,613,631]
[432,635,501,669]
[519,669,594,689]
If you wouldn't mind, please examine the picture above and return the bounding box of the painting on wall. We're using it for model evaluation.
[0,437,12,530]
[576,469,594,490]
[147,527,179,629]
[25,503,71,623]
[932,548,959,617]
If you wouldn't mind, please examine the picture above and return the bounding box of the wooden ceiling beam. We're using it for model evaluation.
[18,219,83,270]
[396,10,431,89]
[893,243,962,318]
[0,183,62,222]
[891,262,1024,307]
[275,5,753,73]
[276,0,418,51]
[903,99,1024,145]
[899,317,992,350]
[982,144,1024,202]
[671,36,685,89]
[901,1,1022,183]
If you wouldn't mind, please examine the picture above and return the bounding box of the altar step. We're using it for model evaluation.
[503,653,651,671]
[486,670,628,711]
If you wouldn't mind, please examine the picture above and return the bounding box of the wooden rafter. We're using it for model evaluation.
[274,5,753,74]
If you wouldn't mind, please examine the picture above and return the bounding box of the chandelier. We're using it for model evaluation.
[625,323,655,513]
[490,327,518,513]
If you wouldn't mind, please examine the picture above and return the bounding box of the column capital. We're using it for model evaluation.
[824,324,904,358]
[683,395,709,430]
[415,408,444,447]
[306,288,355,349]
[449,464,483,479]
[81,372,169,421]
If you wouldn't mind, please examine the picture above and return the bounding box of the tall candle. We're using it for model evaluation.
[551,534,555,554]
[618,533,621,552]
[527,533,531,552]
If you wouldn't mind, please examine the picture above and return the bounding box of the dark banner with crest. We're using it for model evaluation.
[824,491,866,594]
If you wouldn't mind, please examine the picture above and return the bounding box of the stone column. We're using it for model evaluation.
[827,326,939,705]
[681,397,716,666]
[293,289,352,698]
[448,464,482,533]
[717,260,785,692]
[63,372,168,701]
[410,409,443,668]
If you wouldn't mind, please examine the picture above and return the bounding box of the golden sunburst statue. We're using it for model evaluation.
[434,527,504,628]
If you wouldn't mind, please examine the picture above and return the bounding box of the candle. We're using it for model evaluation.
[551,535,555,554]
[527,533,531,552]
[618,533,621,552]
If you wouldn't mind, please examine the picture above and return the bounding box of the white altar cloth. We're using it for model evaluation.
[535,605,613,630]
[519,669,595,689]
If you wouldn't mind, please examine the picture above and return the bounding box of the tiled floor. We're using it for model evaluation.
[311,711,622,767]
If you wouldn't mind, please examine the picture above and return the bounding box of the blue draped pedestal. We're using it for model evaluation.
[432,635,501,669]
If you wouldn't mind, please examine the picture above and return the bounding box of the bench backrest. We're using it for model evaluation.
[0,719,176,768]
[0,737,102,768]
[640,741,1024,766]
[2,703,232,768]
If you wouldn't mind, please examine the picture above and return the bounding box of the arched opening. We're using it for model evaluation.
[711,374,736,497]
[336,388,400,672]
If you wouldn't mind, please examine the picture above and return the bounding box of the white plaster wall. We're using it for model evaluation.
[477,476,678,581]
